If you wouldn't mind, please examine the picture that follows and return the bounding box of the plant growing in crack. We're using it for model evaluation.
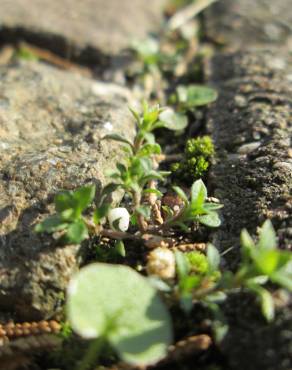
[146,220,292,342]
[35,102,218,246]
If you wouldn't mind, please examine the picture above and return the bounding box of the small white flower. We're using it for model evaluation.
[108,208,130,232]
[103,121,113,131]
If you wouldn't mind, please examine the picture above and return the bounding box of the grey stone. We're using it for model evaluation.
[205,0,292,51]
[0,61,136,320]
[0,0,167,61]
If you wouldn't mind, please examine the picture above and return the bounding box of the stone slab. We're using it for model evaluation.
[0,0,167,61]
[0,61,136,320]
[205,0,292,51]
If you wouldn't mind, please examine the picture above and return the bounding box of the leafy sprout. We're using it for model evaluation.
[167,179,223,230]
[35,185,96,244]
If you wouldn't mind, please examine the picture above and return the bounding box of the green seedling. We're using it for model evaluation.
[175,245,221,312]
[233,220,292,321]
[166,179,223,230]
[67,263,172,369]
[103,102,189,231]
[35,185,95,244]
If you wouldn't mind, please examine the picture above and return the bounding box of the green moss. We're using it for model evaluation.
[186,251,209,275]
[185,136,214,158]
[171,136,214,184]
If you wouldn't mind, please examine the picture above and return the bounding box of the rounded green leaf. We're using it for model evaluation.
[198,212,221,228]
[159,109,188,131]
[67,263,172,366]
[177,85,218,108]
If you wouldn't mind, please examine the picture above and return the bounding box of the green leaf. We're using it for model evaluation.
[252,249,280,276]
[203,203,223,211]
[207,244,221,271]
[175,251,190,280]
[114,240,126,258]
[270,270,292,291]
[102,134,134,149]
[191,179,207,205]
[176,85,218,109]
[246,276,269,285]
[72,185,96,214]
[144,132,155,144]
[55,185,96,218]
[250,285,275,322]
[67,263,172,366]
[100,183,121,202]
[129,107,140,123]
[143,188,163,198]
[240,229,255,258]
[34,215,68,233]
[172,186,188,203]
[198,212,221,228]
[94,204,111,224]
[54,191,74,213]
[158,109,188,131]
[258,220,277,250]
[137,143,161,157]
[64,219,88,244]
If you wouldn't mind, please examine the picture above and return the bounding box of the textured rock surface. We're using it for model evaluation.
[205,0,292,51]
[0,61,135,320]
[0,0,167,61]
[207,50,292,263]
[205,1,292,369]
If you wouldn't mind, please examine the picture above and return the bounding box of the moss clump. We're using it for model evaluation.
[186,251,209,276]
[171,136,214,184]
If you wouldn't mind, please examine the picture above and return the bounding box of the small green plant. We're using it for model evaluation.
[35,185,96,244]
[165,179,223,231]
[172,136,215,183]
[151,221,292,323]
[233,220,292,320]
[175,245,221,312]
[103,102,188,231]
[67,263,172,368]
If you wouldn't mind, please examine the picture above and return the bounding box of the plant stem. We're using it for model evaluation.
[100,229,141,240]
[133,191,148,233]
[77,338,105,370]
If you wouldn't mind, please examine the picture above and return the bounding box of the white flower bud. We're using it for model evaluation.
[108,208,130,232]
[146,247,176,279]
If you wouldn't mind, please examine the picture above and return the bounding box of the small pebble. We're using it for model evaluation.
[237,142,261,155]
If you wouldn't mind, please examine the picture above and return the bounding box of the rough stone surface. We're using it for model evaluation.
[205,2,292,367]
[207,49,292,369]
[0,0,167,62]
[0,61,135,320]
[207,52,292,264]
[205,0,292,51]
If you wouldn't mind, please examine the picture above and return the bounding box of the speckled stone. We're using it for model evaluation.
[0,61,136,320]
